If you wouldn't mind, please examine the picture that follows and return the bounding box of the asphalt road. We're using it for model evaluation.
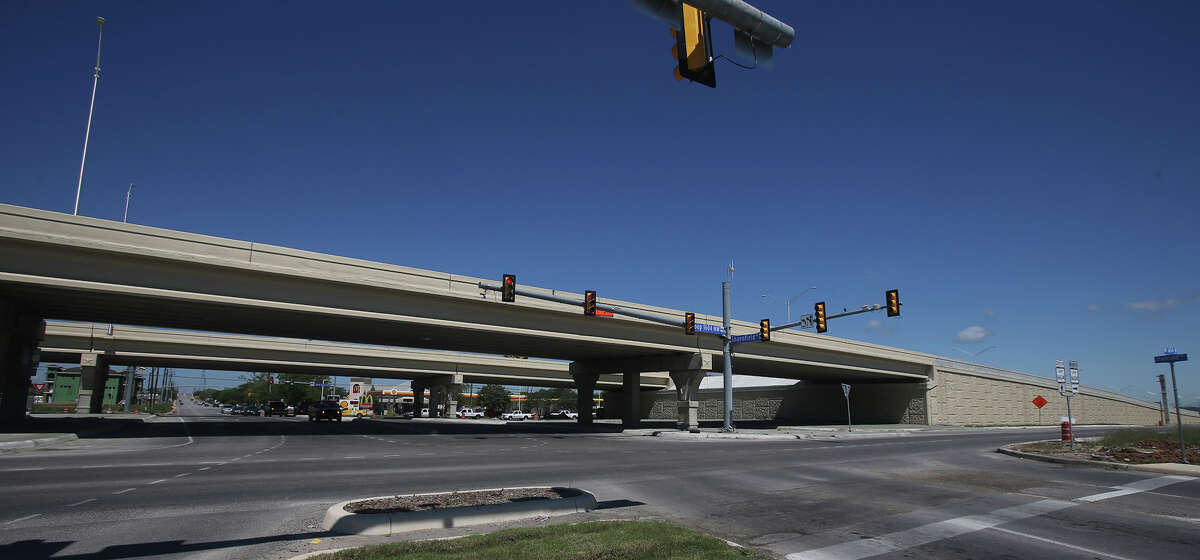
[1,400,1196,560]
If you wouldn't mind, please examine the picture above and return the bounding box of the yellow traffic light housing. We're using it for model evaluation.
[672,3,715,87]
[584,290,597,316]
[886,289,900,317]
[501,274,516,302]
[814,301,827,333]
[760,319,771,342]
[685,312,696,335]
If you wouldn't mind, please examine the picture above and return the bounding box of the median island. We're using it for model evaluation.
[1011,427,1198,464]
[308,520,769,560]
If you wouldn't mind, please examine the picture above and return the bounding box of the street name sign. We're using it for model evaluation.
[694,323,726,335]
[1155,353,1188,364]
[730,333,762,344]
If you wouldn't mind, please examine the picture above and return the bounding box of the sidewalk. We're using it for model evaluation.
[645,423,1148,441]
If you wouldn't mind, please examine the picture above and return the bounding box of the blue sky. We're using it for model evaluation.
[4,2,1198,404]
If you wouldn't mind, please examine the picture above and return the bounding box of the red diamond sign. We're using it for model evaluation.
[1032,395,1048,409]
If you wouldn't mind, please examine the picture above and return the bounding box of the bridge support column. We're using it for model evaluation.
[410,380,427,417]
[669,370,706,431]
[0,302,43,423]
[622,371,641,429]
[569,365,598,425]
[77,353,109,413]
[428,374,462,418]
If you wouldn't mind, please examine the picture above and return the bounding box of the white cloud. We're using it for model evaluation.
[864,319,895,334]
[953,326,992,344]
[1127,300,1165,312]
[1087,303,1101,312]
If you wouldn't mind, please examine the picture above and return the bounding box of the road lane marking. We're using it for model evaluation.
[1077,475,1195,502]
[66,498,96,507]
[174,472,191,478]
[344,456,363,459]
[197,466,211,471]
[987,526,1137,560]
[112,488,136,495]
[4,513,42,524]
[147,479,167,485]
[785,475,1195,560]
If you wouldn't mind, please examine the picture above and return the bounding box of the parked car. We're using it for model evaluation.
[457,407,484,419]
[242,406,261,416]
[263,401,292,417]
[546,409,578,420]
[220,405,234,415]
[501,410,534,421]
[308,400,343,422]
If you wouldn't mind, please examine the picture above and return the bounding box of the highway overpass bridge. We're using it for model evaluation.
[38,321,668,416]
[0,204,1187,428]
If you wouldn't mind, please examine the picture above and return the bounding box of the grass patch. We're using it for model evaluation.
[311,521,769,560]
[1099,426,1200,447]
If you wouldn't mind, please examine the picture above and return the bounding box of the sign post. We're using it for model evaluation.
[1154,350,1189,464]
[1056,360,1079,451]
[1032,395,1047,424]
[841,383,852,432]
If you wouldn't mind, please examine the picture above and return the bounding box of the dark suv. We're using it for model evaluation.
[308,400,343,422]
[263,401,291,417]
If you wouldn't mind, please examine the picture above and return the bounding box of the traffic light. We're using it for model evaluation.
[814,302,827,333]
[584,290,597,316]
[501,274,516,302]
[671,3,715,87]
[684,312,696,335]
[886,289,900,317]
[760,319,771,342]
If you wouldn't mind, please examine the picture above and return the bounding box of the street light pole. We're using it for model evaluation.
[74,17,107,216]
[761,286,816,323]
[123,183,134,222]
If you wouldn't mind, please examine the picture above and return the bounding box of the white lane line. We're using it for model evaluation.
[383,454,403,458]
[112,488,136,495]
[344,456,363,459]
[66,498,96,507]
[1077,475,1195,502]
[786,475,1195,560]
[174,472,191,478]
[4,513,42,525]
[147,479,167,485]
[197,466,211,471]
[988,526,1137,560]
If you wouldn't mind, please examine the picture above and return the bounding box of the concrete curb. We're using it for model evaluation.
[322,487,598,536]
[652,430,801,441]
[996,442,1200,475]
[0,433,79,451]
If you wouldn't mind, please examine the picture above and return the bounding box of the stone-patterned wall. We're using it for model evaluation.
[647,382,929,424]
[928,369,1200,426]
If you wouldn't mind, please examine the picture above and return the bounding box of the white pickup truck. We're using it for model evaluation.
[501,410,534,421]
[457,407,485,419]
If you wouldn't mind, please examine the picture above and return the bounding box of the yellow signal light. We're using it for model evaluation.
[814,301,827,334]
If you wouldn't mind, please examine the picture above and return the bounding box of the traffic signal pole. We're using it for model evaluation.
[722,280,734,432]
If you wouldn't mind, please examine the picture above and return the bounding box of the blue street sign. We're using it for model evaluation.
[694,323,726,335]
[1154,353,1188,364]
[730,333,762,344]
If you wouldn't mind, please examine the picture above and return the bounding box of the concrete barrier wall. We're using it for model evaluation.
[643,382,928,425]
[928,365,1200,426]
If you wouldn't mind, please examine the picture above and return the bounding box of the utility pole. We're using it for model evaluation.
[74,17,107,216]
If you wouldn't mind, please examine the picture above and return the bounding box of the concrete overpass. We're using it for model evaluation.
[38,321,668,415]
[0,204,935,428]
